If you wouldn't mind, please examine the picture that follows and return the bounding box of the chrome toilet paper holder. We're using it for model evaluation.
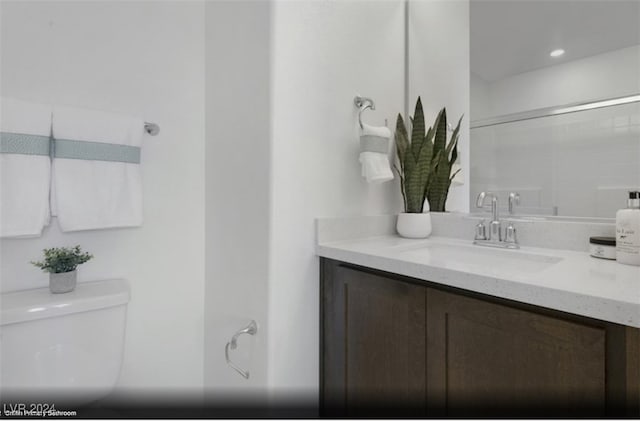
[224,320,258,379]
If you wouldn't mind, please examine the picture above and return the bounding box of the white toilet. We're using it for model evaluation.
[0,279,130,405]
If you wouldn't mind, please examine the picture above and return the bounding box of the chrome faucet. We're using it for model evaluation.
[473,191,520,249]
[476,192,501,242]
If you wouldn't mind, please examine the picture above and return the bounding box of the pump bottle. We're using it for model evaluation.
[616,191,640,266]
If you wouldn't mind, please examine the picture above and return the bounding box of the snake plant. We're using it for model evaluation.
[394,97,440,213]
[427,108,463,212]
[394,97,462,213]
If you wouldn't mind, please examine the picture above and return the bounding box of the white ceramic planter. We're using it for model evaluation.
[396,212,432,239]
[50,270,77,294]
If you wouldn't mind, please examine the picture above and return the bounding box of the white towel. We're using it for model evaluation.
[359,151,394,183]
[0,98,52,238]
[51,105,144,231]
[359,123,393,183]
[361,123,391,139]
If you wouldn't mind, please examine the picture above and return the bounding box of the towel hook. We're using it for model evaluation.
[354,96,376,129]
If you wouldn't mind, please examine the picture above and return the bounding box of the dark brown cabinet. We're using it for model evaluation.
[320,258,640,417]
[426,288,606,417]
[321,263,427,416]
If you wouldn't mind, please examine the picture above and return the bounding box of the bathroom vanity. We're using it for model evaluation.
[316,217,640,417]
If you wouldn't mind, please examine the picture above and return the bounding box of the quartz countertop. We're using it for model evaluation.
[316,235,640,328]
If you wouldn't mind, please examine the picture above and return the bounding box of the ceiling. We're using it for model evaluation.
[470,0,640,82]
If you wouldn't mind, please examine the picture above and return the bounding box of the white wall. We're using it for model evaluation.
[469,73,497,195]
[268,0,405,404]
[204,0,270,405]
[0,0,205,397]
[408,0,471,213]
[470,72,491,121]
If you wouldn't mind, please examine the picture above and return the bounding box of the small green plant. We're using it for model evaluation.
[394,97,462,213]
[31,246,93,274]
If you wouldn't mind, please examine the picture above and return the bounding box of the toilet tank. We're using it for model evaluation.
[0,279,130,405]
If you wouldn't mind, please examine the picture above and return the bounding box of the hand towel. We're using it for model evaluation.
[0,98,52,237]
[359,123,393,183]
[359,152,394,183]
[51,105,144,231]
[361,123,391,140]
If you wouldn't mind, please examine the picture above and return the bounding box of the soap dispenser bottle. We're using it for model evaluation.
[616,191,640,266]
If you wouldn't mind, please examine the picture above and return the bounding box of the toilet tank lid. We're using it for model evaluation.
[1,279,130,326]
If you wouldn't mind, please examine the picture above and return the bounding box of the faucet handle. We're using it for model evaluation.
[508,192,521,215]
[476,191,487,209]
[504,223,518,244]
[474,219,487,240]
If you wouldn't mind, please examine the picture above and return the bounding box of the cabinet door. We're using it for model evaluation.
[426,288,606,417]
[322,262,427,416]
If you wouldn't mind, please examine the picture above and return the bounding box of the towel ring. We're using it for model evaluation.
[354,96,375,129]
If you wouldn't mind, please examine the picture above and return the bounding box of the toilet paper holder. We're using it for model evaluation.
[225,319,258,379]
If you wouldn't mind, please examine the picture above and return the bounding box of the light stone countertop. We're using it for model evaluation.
[316,234,640,328]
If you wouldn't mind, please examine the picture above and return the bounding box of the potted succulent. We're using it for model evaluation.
[31,246,93,294]
[394,97,462,238]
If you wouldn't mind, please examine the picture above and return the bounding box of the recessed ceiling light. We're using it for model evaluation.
[550,49,565,58]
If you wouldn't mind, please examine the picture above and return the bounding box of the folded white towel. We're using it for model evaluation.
[359,123,393,184]
[361,123,391,140]
[359,151,394,183]
[51,105,144,231]
[0,98,52,238]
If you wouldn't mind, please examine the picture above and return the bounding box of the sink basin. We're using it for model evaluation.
[398,242,563,275]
